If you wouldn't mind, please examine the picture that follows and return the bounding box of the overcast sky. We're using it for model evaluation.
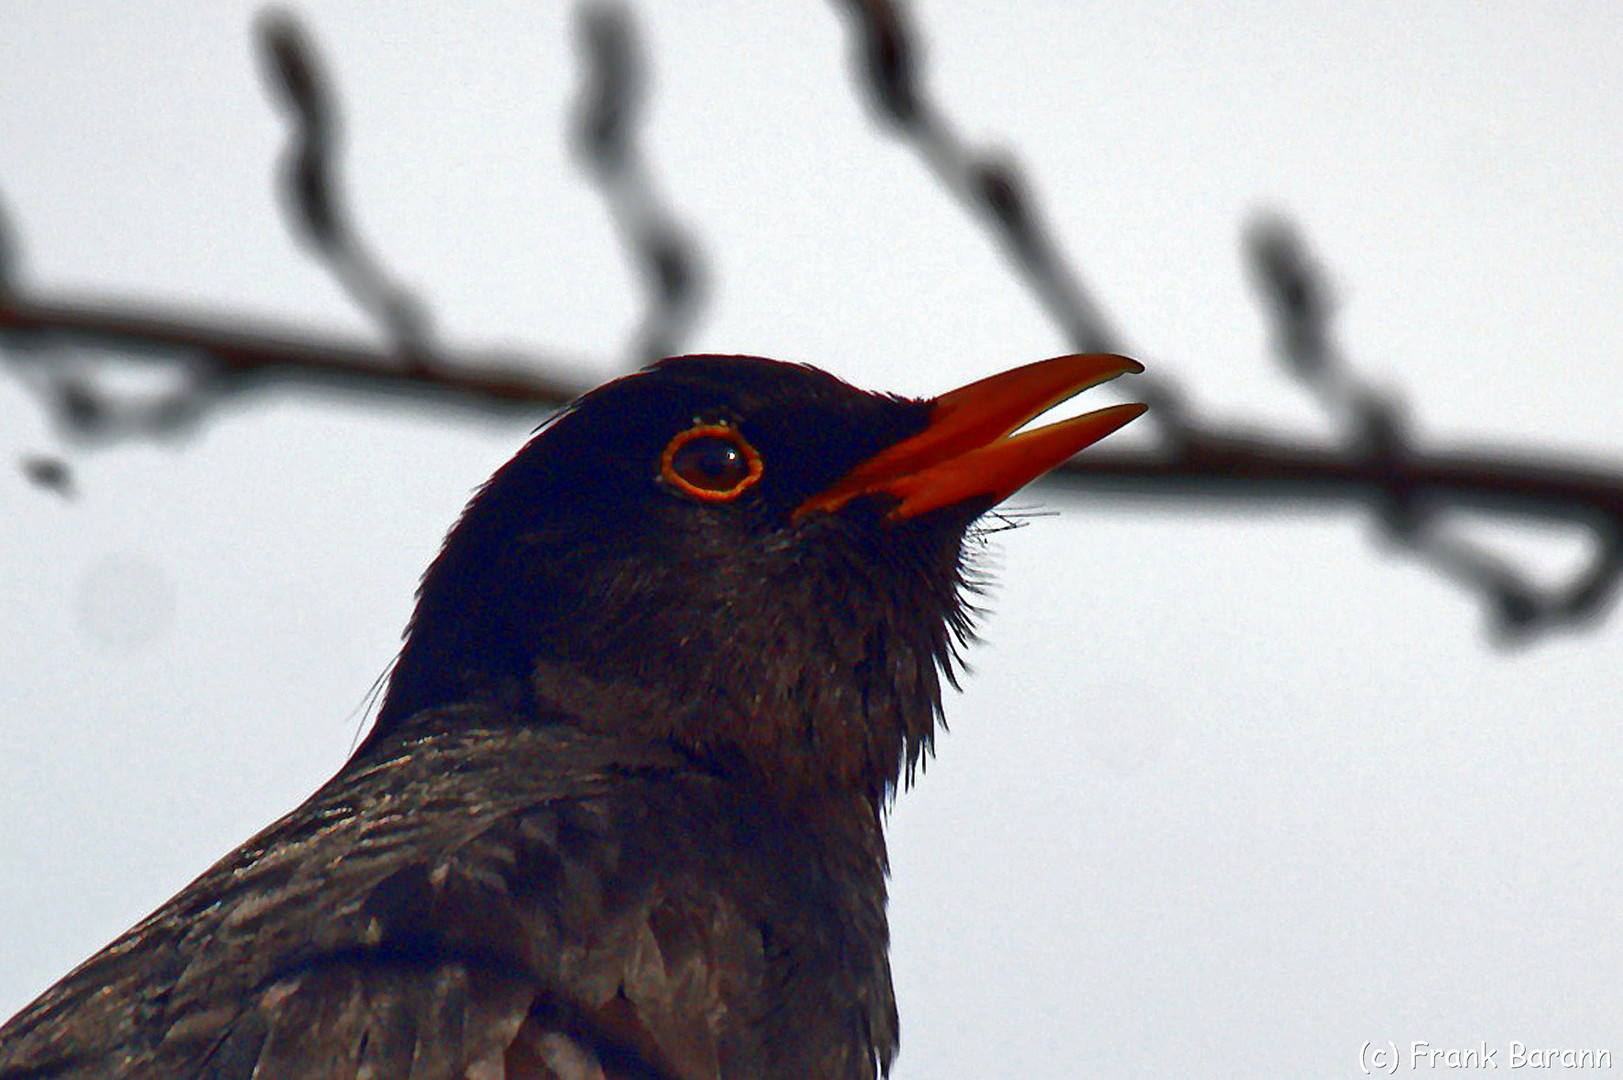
[4,4,1623,1077]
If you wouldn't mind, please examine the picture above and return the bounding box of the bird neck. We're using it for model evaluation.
[523,656,920,806]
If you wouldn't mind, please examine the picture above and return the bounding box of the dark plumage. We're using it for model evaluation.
[0,354,1142,1079]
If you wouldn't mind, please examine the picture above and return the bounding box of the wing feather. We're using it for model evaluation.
[1,707,892,1079]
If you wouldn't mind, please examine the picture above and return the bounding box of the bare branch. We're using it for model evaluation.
[572,2,703,365]
[1,5,700,448]
[1242,213,1623,638]
[829,0,1185,423]
[0,294,585,423]
[3,4,1620,642]
[1057,429,1623,640]
[829,0,1623,639]
[255,8,435,365]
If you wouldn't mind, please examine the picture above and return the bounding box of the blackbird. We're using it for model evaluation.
[0,353,1144,1080]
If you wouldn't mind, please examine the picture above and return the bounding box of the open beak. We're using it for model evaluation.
[795,353,1145,522]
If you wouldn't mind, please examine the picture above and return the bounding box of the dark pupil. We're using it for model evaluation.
[673,436,747,491]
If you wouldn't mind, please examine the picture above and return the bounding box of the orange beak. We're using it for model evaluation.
[795,353,1146,522]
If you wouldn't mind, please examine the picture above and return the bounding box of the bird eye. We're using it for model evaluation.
[660,424,764,501]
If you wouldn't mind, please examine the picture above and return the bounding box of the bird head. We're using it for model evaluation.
[372,354,1143,800]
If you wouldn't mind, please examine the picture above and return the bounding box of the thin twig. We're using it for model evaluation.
[0,295,584,420]
[255,8,435,367]
[572,2,702,365]
[829,0,1184,426]
[830,0,1623,639]
[1240,214,1623,638]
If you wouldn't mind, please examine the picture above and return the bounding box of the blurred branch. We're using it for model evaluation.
[831,0,1623,640]
[830,0,1184,427]
[1240,215,1623,638]
[4,3,1622,640]
[256,8,435,366]
[1064,434,1623,640]
[572,2,702,365]
[0,293,584,422]
[1,4,690,446]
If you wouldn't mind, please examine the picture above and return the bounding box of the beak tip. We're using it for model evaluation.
[796,355,1148,523]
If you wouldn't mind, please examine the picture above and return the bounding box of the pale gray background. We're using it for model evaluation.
[3,4,1622,1077]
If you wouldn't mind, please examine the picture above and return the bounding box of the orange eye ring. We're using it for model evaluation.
[660,423,765,502]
